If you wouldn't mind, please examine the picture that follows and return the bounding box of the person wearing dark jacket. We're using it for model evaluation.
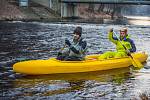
[57,27,87,61]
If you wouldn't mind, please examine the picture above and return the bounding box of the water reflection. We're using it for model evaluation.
[12,68,130,98]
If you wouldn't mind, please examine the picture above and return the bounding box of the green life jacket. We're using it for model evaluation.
[108,32,132,52]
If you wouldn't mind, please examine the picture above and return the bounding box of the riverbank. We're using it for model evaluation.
[0,0,122,22]
[0,0,60,21]
[0,0,24,21]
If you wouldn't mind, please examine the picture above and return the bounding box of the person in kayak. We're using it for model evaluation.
[98,28,136,60]
[57,26,87,61]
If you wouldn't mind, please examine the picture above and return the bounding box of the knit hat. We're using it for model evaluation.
[73,27,82,37]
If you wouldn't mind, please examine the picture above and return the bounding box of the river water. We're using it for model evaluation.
[0,18,150,99]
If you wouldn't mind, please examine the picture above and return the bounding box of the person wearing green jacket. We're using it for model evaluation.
[98,28,136,60]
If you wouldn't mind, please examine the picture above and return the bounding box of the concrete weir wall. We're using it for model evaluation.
[31,0,50,8]
[30,0,78,18]
[29,0,121,18]
[31,0,61,14]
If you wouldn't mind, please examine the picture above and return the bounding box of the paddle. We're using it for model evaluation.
[58,44,67,53]
[113,31,143,68]
[57,44,66,57]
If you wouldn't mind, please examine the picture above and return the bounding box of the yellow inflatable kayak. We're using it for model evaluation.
[13,52,148,75]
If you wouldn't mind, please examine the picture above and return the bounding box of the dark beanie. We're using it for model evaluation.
[73,27,82,37]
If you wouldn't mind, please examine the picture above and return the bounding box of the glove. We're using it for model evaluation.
[109,28,113,32]
[57,52,62,56]
[65,39,71,47]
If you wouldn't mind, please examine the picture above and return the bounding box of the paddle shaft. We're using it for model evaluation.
[113,32,131,53]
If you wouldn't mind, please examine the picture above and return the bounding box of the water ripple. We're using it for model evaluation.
[0,21,150,99]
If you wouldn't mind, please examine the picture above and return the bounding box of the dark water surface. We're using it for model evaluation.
[0,20,150,99]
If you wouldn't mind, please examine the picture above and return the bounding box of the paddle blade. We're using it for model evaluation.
[129,57,143,68]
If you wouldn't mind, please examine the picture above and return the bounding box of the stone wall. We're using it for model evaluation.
[0,0,25,20]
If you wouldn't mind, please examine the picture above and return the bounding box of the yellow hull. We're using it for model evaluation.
[13,52,148,75]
